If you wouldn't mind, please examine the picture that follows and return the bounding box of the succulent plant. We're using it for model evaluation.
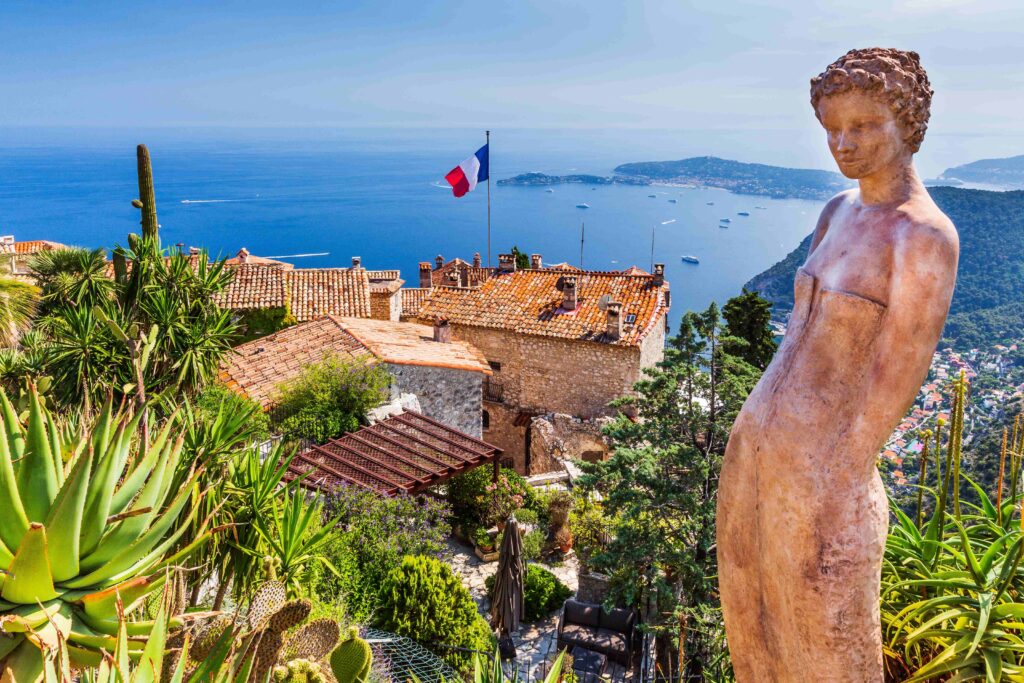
[329,627,373,683]
[0,387,208,681]
[135,144,159,240]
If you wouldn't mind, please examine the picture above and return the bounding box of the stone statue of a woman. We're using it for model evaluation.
[717,48,959,682]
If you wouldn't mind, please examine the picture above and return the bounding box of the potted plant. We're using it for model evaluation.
[473,526,495,552]
[482,474,525,529]
[555,526,573,553]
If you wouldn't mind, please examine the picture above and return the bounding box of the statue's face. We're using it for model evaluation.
[817,90,908,179]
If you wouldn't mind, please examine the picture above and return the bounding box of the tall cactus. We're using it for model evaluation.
[135,144,159,240]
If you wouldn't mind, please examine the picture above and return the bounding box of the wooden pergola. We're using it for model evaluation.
[287,411,502,496]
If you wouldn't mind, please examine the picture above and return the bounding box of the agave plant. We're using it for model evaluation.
[0,386,211,681]
[882,373,1024,682]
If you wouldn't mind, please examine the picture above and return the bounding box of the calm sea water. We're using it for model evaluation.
[2,126,996,328]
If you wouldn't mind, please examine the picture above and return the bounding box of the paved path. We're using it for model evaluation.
[443,537,579,677]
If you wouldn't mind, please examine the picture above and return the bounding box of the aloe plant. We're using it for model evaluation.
[881,373,1024,682]
[0,387,210,681]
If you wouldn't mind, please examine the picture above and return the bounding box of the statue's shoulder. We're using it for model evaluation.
[893,198,959,264]
[810,189,858,251]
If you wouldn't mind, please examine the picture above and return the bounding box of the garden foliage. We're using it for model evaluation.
[374,555,494,672]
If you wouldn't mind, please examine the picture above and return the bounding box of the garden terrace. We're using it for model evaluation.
[287,410,502,496]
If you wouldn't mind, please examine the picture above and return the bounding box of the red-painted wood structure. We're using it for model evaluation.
[287,411,502,496]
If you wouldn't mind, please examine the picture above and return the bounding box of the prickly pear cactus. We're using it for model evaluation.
[329,627,373,683]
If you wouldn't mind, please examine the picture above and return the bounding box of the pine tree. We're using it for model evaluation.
[722,287,778,370]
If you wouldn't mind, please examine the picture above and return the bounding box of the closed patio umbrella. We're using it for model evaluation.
[490,514,525,647]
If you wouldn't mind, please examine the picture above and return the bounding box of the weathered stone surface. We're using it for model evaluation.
[717,48,959,682]
[529,413,613,474]
[386,363,484,437]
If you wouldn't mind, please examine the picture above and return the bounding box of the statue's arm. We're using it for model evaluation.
[863,218,959,439]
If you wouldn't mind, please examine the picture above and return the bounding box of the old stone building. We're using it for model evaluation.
[218,315,490,436]
[416,254,670,473]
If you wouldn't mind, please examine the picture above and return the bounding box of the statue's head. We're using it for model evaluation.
[811,48,932,179]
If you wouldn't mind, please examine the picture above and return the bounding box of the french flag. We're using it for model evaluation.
[444,144,489,198]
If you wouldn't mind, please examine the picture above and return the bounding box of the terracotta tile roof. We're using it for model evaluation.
[367,269,401,281]
[618,265,650,276]
[431,258,496,287]
[215,265,372,321]
[224,248,293,268]
[333,316,490,374]
[12,240,68,254]
[287,411,501,496]
[400,288,431,317]
[416,268,669,346]
[286,268,372,321]
[220,316,488,408]
[218,317,370,408]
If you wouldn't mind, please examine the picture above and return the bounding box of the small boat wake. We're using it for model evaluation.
[181,198,255,204]
[660,219,676,225]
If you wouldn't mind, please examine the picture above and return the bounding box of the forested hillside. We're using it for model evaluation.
[744,187,1024,350]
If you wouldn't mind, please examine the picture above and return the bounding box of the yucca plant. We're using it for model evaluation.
[882,372,1024,682]
[0,386,212,681]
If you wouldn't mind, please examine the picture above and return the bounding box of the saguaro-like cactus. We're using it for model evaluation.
[134,144,159,240]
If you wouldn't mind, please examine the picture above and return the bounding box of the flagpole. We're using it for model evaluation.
[486,130,491,268]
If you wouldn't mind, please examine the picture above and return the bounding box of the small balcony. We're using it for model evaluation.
[483,378,504,403]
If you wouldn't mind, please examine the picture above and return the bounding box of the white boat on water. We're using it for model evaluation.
[681,255,700,264]
[738,211,750,216]
[576,203,590,209]
[648,194,657,198]
[718,223,728,228]
[720,218,731,223]
[706,202,714,205]
[545,189,555,193]
[755,206,767,209]
[668,199,677,203]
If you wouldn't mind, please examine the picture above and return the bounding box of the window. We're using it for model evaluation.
[482,410,490,430]
[625,313,637,324]
[488,360,502,372]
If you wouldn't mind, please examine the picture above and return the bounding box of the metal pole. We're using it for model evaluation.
[580,222,585,269]
[650,224,656,271]
[486,130,492,268]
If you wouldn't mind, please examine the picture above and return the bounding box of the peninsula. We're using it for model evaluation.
[499,156,854,201]
[939,154,1024,189]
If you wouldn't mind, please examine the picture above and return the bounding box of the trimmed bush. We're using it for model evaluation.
[374,555,494,672]
[485,564,573,623]
[522,529,545,562]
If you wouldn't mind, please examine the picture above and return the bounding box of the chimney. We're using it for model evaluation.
[473,252,482,268]
[606,301,623,341]
[433,319,452,343]
[419,262,433,289]
[561,276,578,311]
[653,263,665,286]
[351,256,362,269]
[236,248,250,264]
[189,246,200,256]
[530,253,543,270]
[435,254,444,270]
[498,253,516,273]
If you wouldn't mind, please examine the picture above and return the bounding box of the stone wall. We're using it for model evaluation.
[446,325,663,473]
[385,363,483,437]
[370,290,402,321]
[529,413,614,474]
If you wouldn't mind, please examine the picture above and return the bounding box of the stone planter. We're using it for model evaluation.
[474,545,499,562]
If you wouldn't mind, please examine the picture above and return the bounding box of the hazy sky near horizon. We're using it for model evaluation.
[3,0,1022,137]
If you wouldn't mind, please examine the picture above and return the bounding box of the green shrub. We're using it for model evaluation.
[522,529,545,562]
[312,486,451,623]
[485,564,572,623]
[238,306,297,342]
[195,382,271,441]
[569,496,611,571]
[513,507,539,527]
[374,555,494,672]
[274,353,390,443]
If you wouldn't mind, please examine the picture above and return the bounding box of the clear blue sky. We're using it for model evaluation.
[2,0,1021,135]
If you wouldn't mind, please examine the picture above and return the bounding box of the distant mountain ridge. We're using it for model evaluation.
[613,156,854,201]
[499,156,854,200]
[940,154,1024,189]
[745,187,1024,350]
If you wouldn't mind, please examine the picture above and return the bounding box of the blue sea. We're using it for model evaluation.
[0,126,1004,328]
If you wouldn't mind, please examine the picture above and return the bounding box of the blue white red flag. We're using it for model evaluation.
[444,144,489,197]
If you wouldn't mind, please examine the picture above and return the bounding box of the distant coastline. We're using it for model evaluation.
[500,156,855,201]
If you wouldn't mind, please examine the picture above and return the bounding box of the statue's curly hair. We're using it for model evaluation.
[810,48,933,153]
